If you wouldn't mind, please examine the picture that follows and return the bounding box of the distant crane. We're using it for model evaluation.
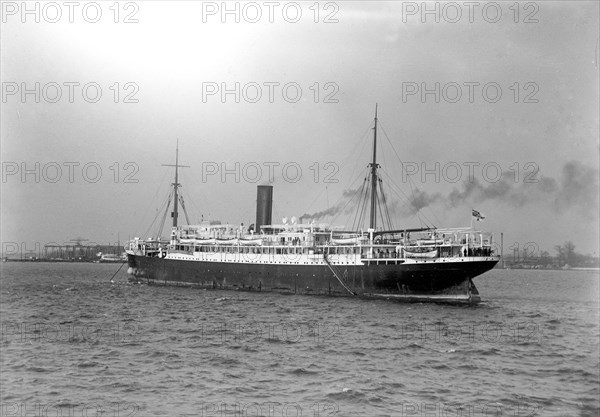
[68,237,89,246]
[66,237,90,259]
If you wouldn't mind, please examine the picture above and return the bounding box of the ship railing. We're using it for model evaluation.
[179,243,350,255]
[360,241,492,261]
[180,239,315,247]
[360,251,495,262]
[168,242,497,258]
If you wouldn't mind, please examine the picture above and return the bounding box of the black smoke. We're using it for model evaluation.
[411,161,599,219]
[301,161,599,221]
[301,187,363,221]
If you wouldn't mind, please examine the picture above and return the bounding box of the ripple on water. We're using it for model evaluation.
[0,264,598,416]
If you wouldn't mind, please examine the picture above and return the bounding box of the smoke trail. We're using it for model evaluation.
[301,187,363,221]
[552,161,599,216]
[439,161,597,218]
[301,161,599,221]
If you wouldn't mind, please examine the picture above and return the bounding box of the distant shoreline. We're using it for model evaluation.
[1,258,123,263]
[497,265,600,272]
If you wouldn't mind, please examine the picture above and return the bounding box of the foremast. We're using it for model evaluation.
[162,140,190,228]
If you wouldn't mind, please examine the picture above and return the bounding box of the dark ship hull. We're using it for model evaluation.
[127,253,498,304]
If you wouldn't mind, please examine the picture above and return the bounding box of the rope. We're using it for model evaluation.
[323,252,356,296]
[108,261,127,282]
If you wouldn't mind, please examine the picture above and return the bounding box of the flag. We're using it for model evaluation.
[472,209,485,221]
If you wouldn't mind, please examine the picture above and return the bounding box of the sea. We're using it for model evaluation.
[1,263,598,417]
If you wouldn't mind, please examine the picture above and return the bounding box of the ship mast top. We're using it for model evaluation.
[369,104,379,230]
[162,139,190,228]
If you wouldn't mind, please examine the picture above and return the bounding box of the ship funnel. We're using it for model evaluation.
[255,185,273,233]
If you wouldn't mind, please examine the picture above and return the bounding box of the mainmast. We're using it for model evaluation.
[162,140,190,228]
[369,104,379,229]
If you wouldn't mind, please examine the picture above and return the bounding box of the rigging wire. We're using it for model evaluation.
[378,121,422,202]
[378,120,442,227]
[179,194,191,225]
[378,169,436,228]
[334,114,439,232]
[234,198,257,228]
[156,189,174,238]
[378,179,394,230]
[301,186,328,219]
[351,177,369,230]
[334,121,376,174]
[300,120,373,225]
[324,166,371,227]
[314,162,369,223]
[327,175,366,228]
[133,167,170,238]
[359,177,371,229]
[353,173,372,231]
[379,167,431,225]
[141,188,172,239]
[379,168,427,226]
[178,168,209,223]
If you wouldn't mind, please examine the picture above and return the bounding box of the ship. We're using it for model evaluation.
[125,107,500,304]
[96,253,127,263]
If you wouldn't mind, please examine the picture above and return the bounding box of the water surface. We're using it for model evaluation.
[1,264,598,416]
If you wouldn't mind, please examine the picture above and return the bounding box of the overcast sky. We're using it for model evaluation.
[1,1,599,256]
